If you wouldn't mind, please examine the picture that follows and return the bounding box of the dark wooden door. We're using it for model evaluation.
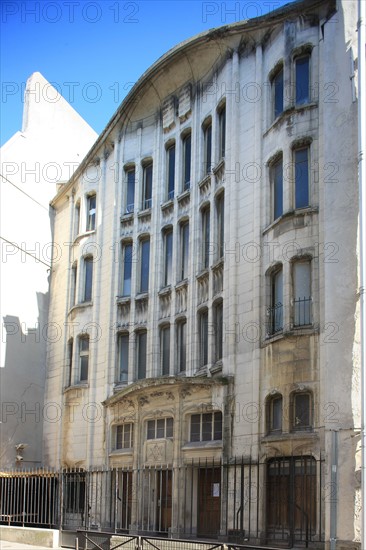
[266,457,317,544]
[198,467,221,537]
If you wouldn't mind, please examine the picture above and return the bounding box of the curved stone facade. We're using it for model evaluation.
[44,0,360,546]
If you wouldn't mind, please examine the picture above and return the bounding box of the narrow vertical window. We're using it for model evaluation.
[143,163,153,210]
[272,67,284,119]
[293,260,311,326]
[137,331,147,380]
[294,148,309,209]
[87,195,96,231]
[214,301,223,362]
[161,325,170,376]
[177,319,187,373]
[292,392,312,430]
[67,339,73,386]
[163,230,173,287]
[79,336,89,382]
[199,309,209,367]
[204,121,212,175]
[218,105,226,159]
[180,222,189,281]
[83,256,93,302]
[126,168,135,213]
[269,268,283,335]
[295,56,310,105]
[74,202,80,237]
[71,263,77,306]
[202,206,211,269]
[118,333,129,383]
[216,193,225,260]
[271,157,283,220]
[267,395,282,433]
[167,144,175,200]
[182,133,191,190]
[140,239,150,293]
[122,242,133,296]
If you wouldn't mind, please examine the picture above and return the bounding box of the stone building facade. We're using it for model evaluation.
[43,0,361,547]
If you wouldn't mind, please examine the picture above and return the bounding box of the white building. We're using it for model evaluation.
[7,0,361,547]
[0,72,97,468]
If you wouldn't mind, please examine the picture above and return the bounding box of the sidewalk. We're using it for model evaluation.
[0,542,65,550]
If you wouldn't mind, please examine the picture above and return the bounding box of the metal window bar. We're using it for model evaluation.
[168,190,174,200]
[143,198,152,210]
[267,303,283,335]
[125,203,134,214]
[294,297,312,326]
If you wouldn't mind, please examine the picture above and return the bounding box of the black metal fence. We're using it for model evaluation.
[0,455,325,547]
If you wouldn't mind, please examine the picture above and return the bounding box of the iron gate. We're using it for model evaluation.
[0,455,325,547]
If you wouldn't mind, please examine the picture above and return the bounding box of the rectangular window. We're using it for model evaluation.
[293,261,311,326]
[116,423,133,449]
[272,68,284,119]
[161,326,170,376]
[204,122,212,175]
[126,169,135,213]
[216,193,224,260]
[294,148,309,208]
[180,222,189,281]
[87,195,96,231]
[177,320,187,373]
[140,239,150,293]
[295,56,310,105]
[71,264,77,306]
[79,336,89,382]
[214,301,223,362]
[293,393,311,430]
[182,133,191,190]
[137,331,147,379]
[268,396,282,433]
[218,106,226,159]
[143,163,153,210]
[167,144,175,200]
[122,243,133,296]
[163,230,173,287]
[74,202,80,237]
[269,269,283,334]
[118,333,129,383]
[202,207,210,269]
[67,339,73,386]
[190,412,222,442]
[272,158,283,220]
[83,257,93,302]
[147,417,173,439]
[199,309,209,367]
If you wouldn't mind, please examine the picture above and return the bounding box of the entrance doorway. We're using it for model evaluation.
[197,467,221,538]
[266,456,317,545]
[156,469,172,533]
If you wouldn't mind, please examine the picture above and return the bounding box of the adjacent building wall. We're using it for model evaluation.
[0,72,97,468]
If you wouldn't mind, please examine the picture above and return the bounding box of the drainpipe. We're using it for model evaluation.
[359,0,366,549]
[330,430,338,550]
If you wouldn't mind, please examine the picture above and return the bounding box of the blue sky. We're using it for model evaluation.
[1,0,290,146]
